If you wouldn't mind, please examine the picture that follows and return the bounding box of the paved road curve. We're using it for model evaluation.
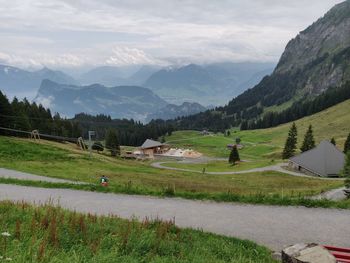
[0,168,86,184]
[151,161,344,179]
[1,184,349,251]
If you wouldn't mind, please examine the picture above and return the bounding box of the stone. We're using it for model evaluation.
[282,243,336,263]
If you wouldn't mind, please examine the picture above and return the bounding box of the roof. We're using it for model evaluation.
[140,139,164,149]
[290,140,345,177]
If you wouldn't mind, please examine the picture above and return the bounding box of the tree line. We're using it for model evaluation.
[160,81,350,133]
[0,91,174,147]
[282,122,350,159]
[241,81,350,130]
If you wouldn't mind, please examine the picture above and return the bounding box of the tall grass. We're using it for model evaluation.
[1,177,349,209]
[0,201,277,262]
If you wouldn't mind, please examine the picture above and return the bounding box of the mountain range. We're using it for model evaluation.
[0,60,273,121]
[78,65,161,87]
[146,102,207,122]
[0,65,78,100]
[34,80,168,121]
[144,62,274,105]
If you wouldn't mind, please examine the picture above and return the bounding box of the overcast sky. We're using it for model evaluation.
[0,0,344,70]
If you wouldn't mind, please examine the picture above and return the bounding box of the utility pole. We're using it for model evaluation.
[88,131,95,158]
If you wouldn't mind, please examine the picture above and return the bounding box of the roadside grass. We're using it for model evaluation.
[1,178,349,209]
[163,159,278,172]
[0,136,343,200]
[0,200,277,263]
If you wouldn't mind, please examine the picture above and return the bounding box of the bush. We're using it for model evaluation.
[91,142,104,153]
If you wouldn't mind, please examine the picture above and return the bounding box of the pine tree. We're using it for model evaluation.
[228,145,240,165]
[330,137,336,146]
[0,91,13,132]
[344,133,350,153]
[240,120,248,131]
[300,125,315,152]
[105,129,120,157]
[282,123,298,159]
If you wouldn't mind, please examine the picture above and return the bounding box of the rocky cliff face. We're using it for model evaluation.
[275,0,350,95]
[221,1,350,115]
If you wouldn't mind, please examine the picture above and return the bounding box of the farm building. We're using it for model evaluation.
[140,139,169,157]
[289,140,345,177]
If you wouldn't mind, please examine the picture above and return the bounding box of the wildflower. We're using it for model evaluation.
[1,232,11,237]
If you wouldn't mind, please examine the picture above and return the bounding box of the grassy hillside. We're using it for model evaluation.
[0,201,276,263]
[0,136,345,207]
[166,99,350,159]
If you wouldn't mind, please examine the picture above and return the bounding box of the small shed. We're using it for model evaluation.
[140,139,169,157]
[289,140,345,177]
[199,130,210,136]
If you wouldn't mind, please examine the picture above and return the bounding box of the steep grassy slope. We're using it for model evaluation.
[166,99,350,159]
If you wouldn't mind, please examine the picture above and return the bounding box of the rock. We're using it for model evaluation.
[282,243,336,263]
[272,251,282,261]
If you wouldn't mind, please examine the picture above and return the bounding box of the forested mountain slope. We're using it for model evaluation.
[173,0,350,131]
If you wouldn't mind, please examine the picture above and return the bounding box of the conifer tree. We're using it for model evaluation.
[282,123,298,159]
[300,125,316,152]
[0,91,13,132]
[105,129,120,157]
[330,137,336,146]
[344,133,350,154]
[229,145,240,165]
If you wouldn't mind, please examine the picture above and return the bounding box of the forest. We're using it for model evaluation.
[0,91,174,146]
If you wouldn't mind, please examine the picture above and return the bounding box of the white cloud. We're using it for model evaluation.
[0,0,344,69]
[35,95,55,108]
[0,51,86,69]
[105,46,165,66]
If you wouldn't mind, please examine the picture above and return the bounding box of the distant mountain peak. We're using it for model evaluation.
[34,80,167,122]
[146,101,207,122]
[0,64,78,100]
[144,62,274,105]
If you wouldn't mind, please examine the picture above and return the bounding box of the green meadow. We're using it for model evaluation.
[0,201,277,263]
[0,135,347,208]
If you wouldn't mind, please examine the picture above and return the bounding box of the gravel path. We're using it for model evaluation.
[0,168,86,184]
[1,184,349,251]
[151,161,344,180]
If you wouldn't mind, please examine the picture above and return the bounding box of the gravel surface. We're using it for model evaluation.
[0,168,86,184]
[151,161,344,180]
[1,184,349,251]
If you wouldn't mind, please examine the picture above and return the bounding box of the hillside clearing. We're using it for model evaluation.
[0,135,347,208]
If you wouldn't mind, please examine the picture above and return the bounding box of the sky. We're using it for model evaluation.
[0,0,344,70]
